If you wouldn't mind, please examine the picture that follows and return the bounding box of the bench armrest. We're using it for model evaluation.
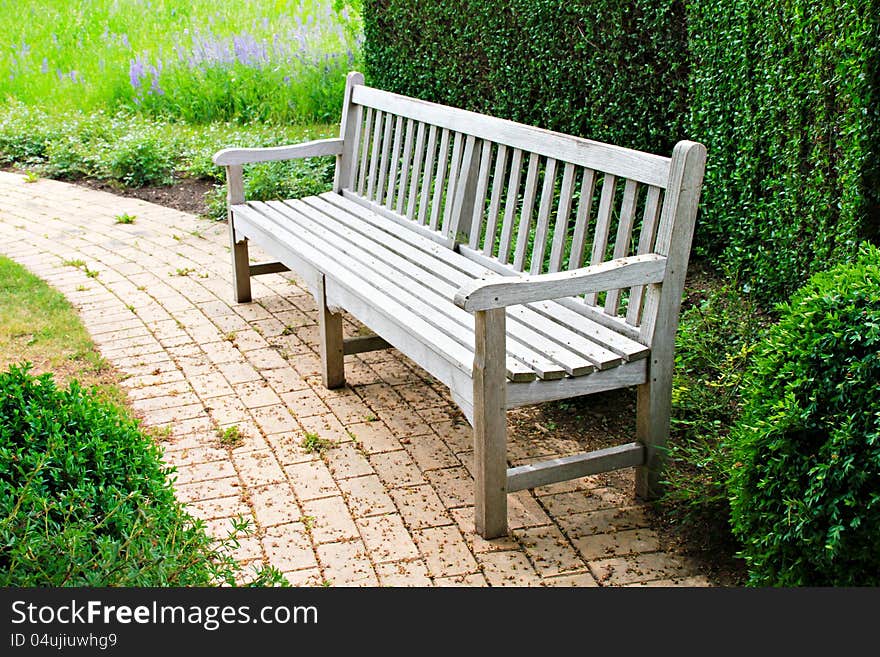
[453,254,667,312]
[213,138,344,166]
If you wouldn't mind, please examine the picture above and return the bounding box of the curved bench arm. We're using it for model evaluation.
[453,254,667,312]
[213,138,344,166]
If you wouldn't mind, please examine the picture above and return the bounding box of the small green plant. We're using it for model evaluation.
[62,258,86,269]
[729,244,880,586]
[300,515,316,531]
[148,425,173,442]
[364,413,378,423]
[125,304,135,312]
[223,332,237,343]
[23,170,39,183]
[172,267,195,277]
[217,425,243,447]
[189,229,204,239]
[300,431,334,454]
[172,234,182,241]
[75,284,88,292]
[84,267,99,279]
[114,213,136,224]
[281,325,297,336]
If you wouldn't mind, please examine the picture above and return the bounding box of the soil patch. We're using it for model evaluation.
[73,175,216,216]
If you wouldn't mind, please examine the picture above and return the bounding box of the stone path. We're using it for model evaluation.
[0,171,710,586]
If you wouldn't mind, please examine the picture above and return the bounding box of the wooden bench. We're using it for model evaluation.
[213,72,706,539]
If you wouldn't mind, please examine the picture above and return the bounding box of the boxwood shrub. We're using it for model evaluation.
[0,364,279,586]
[728,243,880,586]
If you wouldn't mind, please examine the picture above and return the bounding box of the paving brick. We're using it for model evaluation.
[590,553,699,586]
[541,571,600,587]
[261,522,317,572]
[301,496,359,544]
[376,560,433,587]
[625,576,711,587]
[356,514,419,564]
[537,490,615,517]
[433,573,488,587]
[233,380,283,409]
[246,347,290,370]
[233,449,286,487]
[298,412,350,443]
[424,467,472,509]
[173,460,237,485]
[280,388,330,418]
[265,431,316,466]
[572,527,661,561]
[402,432,459,472]
[174,476,242,503]
[251,404,299,435]
[316,540,378,587]
[515,524,586,576]
[283,568,323,587]
[204,395,250,426]
[370,450,426,488]
[247,483,301,528]
[324,442,374,480]
[262,367,308,394]
[378,406,432,438]
[449,507,521,554]
[186,495,249,521]
[412,525,478,578]
[285,460,339,501]
[217,360,262,384]
[345,421,399,454]
[390,485,454,530]
[337,475,396,518]
[478,550,543,587]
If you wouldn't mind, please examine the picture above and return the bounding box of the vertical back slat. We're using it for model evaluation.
[512,153,541,271]
[584,173,617,304]
[396,119,416,215]
[442,132,465,231]
[356,106,374,195]
[405,122,427,220]
[529,157,558,274]
[447,135,479,242]
[376,113,395,204]
[338,103,363,191]
[385,115,405,208]
[548,162,576,272]
[366,110,384,200]
[626,185,663,325]
[429,128,452,230]
[483,144,508,255]
[569,168,597,270]
[417,125,439,226]
[468,140,493,249]
[603,178,640,314]
[498,148,524,263]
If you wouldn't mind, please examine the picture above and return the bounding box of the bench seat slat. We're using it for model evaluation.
[316,193,648,362]
[280,198,590,378]
[308,193,639,368]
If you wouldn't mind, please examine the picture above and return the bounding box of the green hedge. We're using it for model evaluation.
[364,0,689,154]
[364,0,879,306]
[0,364,281,586]
[688,0,880,305]
[728,244,880,586]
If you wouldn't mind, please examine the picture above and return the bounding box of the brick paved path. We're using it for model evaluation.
[0,171,710,586]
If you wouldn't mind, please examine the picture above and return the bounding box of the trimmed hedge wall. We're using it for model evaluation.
[363,0,689,154]
[689,0,880,304]
[364,0,879,306]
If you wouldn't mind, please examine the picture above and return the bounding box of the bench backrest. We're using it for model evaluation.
[333,73,706,348]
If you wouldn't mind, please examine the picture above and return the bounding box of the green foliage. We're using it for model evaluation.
[662,275,766,539]
[728,244,880,586]
[363,0,688,153]
[688,0,880,305]
[106,134,175,187]
[0,363,283,586]
[0,0,362,125]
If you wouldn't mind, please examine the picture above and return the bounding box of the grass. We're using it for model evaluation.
[114,212,136,224]
[0,254,116,397]
[1,0,362,124]
[300,431,334,454]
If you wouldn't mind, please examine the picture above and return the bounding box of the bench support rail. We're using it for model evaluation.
[343,334,391,355]
[506,442,645,493]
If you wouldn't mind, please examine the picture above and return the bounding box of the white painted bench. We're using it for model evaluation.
[213,72,706,539]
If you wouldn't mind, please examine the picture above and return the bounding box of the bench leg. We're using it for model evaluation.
[635,361,673,499]
[230,236,252,303]
[473,308,508,539]
[317,276,345,389]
